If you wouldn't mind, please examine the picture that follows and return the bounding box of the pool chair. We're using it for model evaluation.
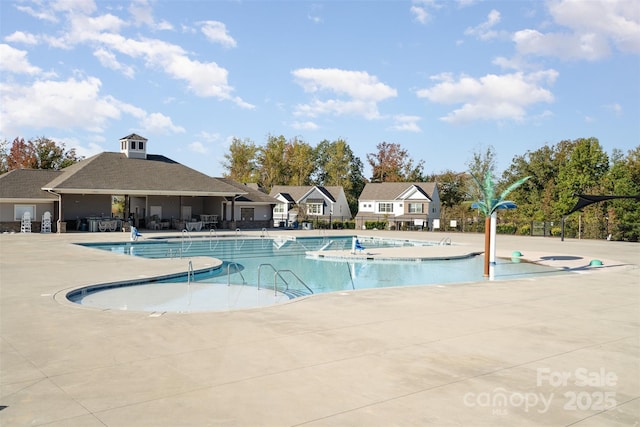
[355,239,365,252]
[130,226,142,241]
[41,211,52,233]
[20,211,32,233]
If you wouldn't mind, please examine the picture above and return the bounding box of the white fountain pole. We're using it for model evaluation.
[489,211,497,279]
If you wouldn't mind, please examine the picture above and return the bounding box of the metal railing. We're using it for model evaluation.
[257,263,313,296]
[182,229,192,253]
[226,262,246,286]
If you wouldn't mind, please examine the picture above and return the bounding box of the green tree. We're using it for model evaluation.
[314,139,366,216]
[221,137,259,183]
[257,134,288,192]
[284,137,315,186]
[607,146,640,241]
[366,141,424,182]
[0,139,8,174]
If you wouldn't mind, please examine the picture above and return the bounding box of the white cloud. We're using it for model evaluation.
[549,0,640,54]
[16,1,251,107]
[411,5,431,24]
[513,29,611,61]
[411,0,442,24]
[465,9,503,40]
[4,31,39,45]
[93,48,135,78]
[291,121,319,131]
[199,21,237,48]
[197,131,222,142]
[128,0,173,30]
[0,77,121,133]
[0,44,42,75]
[513,0,640,61]
[390,115,422,132]
[0,76,184,136]
[604,103,623,115]
[188,141,208,154]
[292,68,397,120]
[416,70,558,123]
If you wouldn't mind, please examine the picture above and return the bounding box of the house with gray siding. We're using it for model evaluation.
[269,185,351,228]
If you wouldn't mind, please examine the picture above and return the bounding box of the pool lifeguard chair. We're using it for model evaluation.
[351,237,365,254]
[41,211,52,233]
[20,211,32,233]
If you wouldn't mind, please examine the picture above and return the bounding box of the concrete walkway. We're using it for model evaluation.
[1,230,638,426]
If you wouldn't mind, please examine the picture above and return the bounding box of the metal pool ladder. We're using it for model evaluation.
[257,263,314,297]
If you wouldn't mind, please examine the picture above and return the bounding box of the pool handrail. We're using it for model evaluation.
[226,262,246,286]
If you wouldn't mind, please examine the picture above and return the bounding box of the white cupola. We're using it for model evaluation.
[119,134,148,159]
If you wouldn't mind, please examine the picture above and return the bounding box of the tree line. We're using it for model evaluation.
[2,134,638,241]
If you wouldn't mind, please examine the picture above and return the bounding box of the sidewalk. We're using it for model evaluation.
[1,230,638,426]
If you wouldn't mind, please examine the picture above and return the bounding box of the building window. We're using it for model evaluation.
[409,203,423,213]
[240,207,254,221]
[138,141,144,150]
[15,205,35,221]
[378,203,393,213]
[274,203,285,213]
[307,203,322,215]
[130,141,135,149]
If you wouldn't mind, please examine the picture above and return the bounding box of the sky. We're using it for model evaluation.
[1,0,639,179]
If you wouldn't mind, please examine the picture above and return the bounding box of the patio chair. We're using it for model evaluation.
[355,239,365,252]
[41,211,52,233]
[20,211,32,233]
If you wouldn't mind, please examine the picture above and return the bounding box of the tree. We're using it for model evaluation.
[607,146,640,241]
[222,137,259,183]
[32,137,80,170]
[5,137,81,171]
[366,141,424,182]
[257,134,289,192]
[284,137,315,186]
[314,138,366,216]
[0,139,8,174]
[431,170,470,230]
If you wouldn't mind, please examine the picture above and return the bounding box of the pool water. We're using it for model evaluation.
[72,235,568,312]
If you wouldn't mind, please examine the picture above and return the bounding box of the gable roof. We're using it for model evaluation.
[0,169,63,201]
[42,152,245,196]
[269,185,342,203]
[217,179,279,203]
[359,182,437,201]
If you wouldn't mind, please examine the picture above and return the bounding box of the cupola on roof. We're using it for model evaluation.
[119,133,148,159]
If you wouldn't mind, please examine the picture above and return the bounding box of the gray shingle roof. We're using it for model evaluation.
[42,152,245,196]
[269,185,341,203]
[217,179,279,203]
[358,182,437,200]
[0,169,62,200]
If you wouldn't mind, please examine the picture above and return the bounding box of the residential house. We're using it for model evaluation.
[355,182,440,230]
[0,134,277,232]
[269,185,351,228]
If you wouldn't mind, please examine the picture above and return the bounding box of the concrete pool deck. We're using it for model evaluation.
[1,230,638,426]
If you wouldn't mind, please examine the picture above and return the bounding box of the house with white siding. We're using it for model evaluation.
[269,185,351,228]
[355,182,440,230]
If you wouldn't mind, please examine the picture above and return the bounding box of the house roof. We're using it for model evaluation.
[358,182,437,201]
[120,133,147,141]
[217,179,279,204]
[41,152,246,196]
[269,185,341,203]
[0,169,63,201]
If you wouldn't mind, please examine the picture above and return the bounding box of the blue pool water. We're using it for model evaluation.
[70,235,570,312]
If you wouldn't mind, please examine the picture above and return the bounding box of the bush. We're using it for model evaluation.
[496,223,517,234]
[365,220,387,230]
[518,223,531,235]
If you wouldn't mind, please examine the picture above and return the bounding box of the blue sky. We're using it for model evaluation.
[1,0,638,179]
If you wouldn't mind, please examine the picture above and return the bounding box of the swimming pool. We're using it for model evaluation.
[70,235,569,312]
